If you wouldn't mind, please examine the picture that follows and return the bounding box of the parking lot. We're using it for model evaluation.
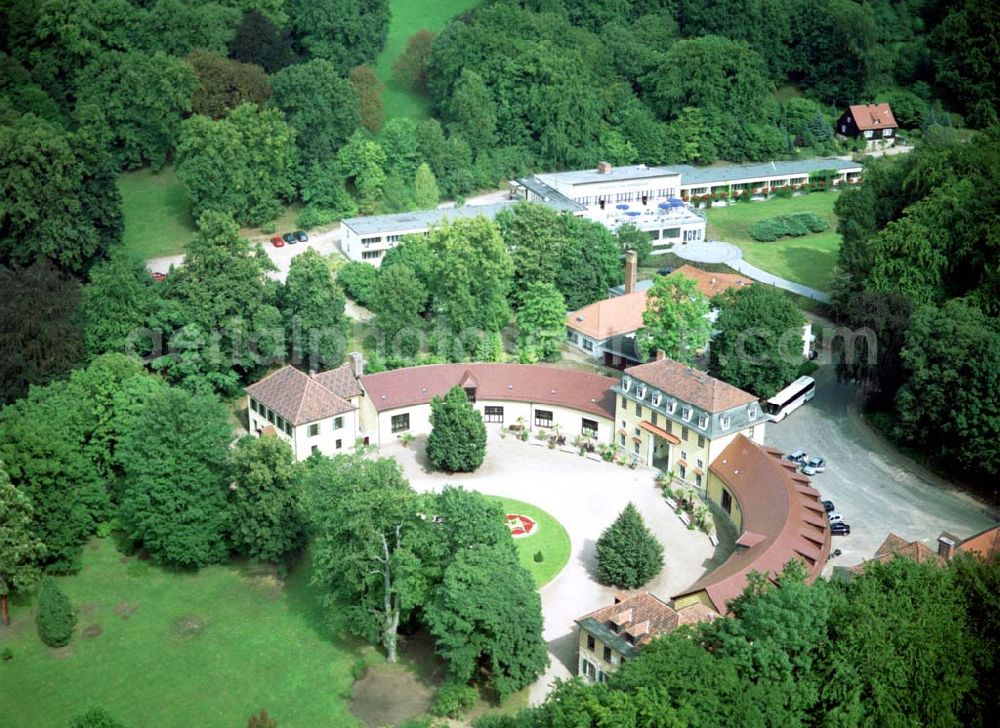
[764,364,998,571]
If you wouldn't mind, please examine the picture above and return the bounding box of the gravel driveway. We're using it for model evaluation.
[382,434,730,706]
[764,363,997,571]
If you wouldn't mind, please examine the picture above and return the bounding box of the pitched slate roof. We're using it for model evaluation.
[566,291,647,340]
[674,435,831,615]
[625,358,757,413]
[245,363,358,426]
[361,363,617,419]
[847,103,898,131]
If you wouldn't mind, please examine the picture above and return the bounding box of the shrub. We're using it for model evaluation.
[433,681,478,718]
[69,707,127,728]
[749,213,829,241]
[336,262,379,307]
[36,578,76,647]
[595,503,664,588]
[533,550,544,563]
[260,222,276,235]
[1,647,12,661]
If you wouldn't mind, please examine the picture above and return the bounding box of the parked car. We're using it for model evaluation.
[802,457,826,475]
[828,512,844,524]
[151,271,166,282]
[822,499,835,513]
[294,230,309,243]
[271,235,285,248]
[282,232,297,245]
[830,521,851,536]
[786,449,807,464]
[656,267,673,276]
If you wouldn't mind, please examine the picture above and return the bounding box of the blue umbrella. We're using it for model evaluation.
[616,203,629,210]
[657,202,670,210]
[625,211,641,217]
[668,197,684,207]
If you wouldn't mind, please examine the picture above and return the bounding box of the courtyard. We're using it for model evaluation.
[381,433,734,704]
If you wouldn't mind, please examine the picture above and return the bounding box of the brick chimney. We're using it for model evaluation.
[656,349,666,362]
[624,250,638,294]
[349,351,364,379]
[937,535,956,560]
[597,161,612,174]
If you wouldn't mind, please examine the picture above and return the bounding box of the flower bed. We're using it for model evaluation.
[505,513,538,538]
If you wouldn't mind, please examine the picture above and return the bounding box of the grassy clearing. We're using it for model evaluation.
[117,166,195,259]
[706,192,842,292]
[484,495,571,588]
[374,0,482,121]
[0,539,366,728]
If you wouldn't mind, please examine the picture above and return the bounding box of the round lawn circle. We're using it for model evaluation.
[486,496,570,588]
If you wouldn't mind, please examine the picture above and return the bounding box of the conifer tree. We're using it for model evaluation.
[595,503,664,588]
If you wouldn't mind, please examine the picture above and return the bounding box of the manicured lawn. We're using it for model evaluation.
[705,192,842,292]
[117,166,195,259]
[374,0,482,121]
[485,496,571,588]
[0,539,369,728]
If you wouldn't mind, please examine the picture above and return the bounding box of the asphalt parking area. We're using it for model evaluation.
[764,365,997,571]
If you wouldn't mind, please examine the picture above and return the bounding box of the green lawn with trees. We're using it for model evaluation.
[117,167,195,259]
[0,538,367,728]
[374,0,482,121]
[705,192,842,291]
[484,497,571,588]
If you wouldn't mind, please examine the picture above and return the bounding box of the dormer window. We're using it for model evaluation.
[747,405,758,420]
[651,392,661,407]
[720,415,731,430]
[682,406,692,421]
[698,414,708,429]
[668,401,677,414]
[636,385,646,399]
[622,377,632,392]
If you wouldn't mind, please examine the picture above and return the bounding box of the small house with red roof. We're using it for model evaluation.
[836,103,898,146]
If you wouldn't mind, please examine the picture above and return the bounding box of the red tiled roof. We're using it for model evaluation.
[676,602,721,627]
[575,592,678,648]
[566,291,647,340]
[360,363,617,420]
[245,364,358,426]
[668,265,752,299]
[958,525,1000,560]
[849,532,946,574]
[674,435,831,614]
[847,103,898,131]
[625,357,757,413]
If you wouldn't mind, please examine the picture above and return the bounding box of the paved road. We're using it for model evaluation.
[381,435,728,706]
[146,227,343,283]
[671,239,832,303]
[764,363,998,571]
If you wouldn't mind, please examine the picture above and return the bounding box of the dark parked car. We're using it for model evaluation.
[822,499,835,513]
[830,521,851,536]
[282,232,297,245]
[294,230,309,243]
[656,267,673,276]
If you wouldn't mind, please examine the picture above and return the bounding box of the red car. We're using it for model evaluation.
[271,235,285,248]
[151,271,166,282]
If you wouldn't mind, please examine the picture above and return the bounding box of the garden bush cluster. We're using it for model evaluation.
[750,212,830,242]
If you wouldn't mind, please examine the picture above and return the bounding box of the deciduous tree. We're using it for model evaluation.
[711,284,805,399]
[516,282,566,362]
[392,30,435,93]
[303,454,424,663]
[289,0,389,73]
[81,250,159,360]
[639,274,711,364]
[348,64,383,133]
[280,248,347,370]
[0,466,46,625]
[337,130,386,212]
[594,502,664,589]
[447,68,497,154]
[117,387,232,568]
[188,50,270,120]
[413,162,440,209]
[372,263,427,358]
[227,436,305,563]
[425,543,548,699]
[228,9,296,73]
[616,223,653,266]
[426,386,487,473]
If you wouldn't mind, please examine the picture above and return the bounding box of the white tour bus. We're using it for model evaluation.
[761,375,816,422]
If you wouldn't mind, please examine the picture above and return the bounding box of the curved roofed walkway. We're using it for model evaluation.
[671,239,831,303]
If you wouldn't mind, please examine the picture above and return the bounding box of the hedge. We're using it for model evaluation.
[749,212,830,242]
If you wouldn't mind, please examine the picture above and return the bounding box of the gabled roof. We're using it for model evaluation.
[849,532,945,574]
[360,363,617,420]
[245,364,358,426]
[674,436,831,614]
[958,524,1000,560]
[668,265,752,299]
[847,103,898,131]
[624,357,757,413]
[566,291,647,341]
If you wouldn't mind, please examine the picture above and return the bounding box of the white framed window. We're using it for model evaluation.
[697,414,708,429]
[682,406,692,421]
[748,405,758,420]
[583,339,594,352]
[681,450,688,461]
[333,416,343,429]
[308,423,320,437]
[637,385,646,399]
[651,392,661,406]
[668,401,677,414]
[864,130,873,138]
[720,415,731,430]
[622,377,632,392]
